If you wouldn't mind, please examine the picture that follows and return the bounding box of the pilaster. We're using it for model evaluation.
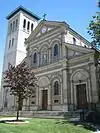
[48,85,52,110]
[48,47,51,64]
[37,52,40,66]
[62,44,66,59]
[60,81,63,104]
[36,87,39,109]
[90,64,98,103]
[62,63,68,111]
[39,89,42,109]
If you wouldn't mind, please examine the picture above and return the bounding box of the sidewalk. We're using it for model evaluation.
[0,117,27,121]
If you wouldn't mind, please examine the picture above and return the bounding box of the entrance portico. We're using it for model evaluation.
[42,89,48,110]
[37,77,52,110]
[70,69,90,110]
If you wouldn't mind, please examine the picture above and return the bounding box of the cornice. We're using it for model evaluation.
[30,28,64,44]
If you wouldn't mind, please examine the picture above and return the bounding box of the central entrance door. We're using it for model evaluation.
[42,90,48,110]
[76,84,88,109]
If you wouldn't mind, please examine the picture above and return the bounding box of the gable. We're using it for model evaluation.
[35,25,59,38]
[25,20,69,44]
[68,49,83,58]
[64,42,95,58]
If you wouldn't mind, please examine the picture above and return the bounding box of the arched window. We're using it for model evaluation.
[54,81,59,95]
[10,23,12,33]
[12,21,15,32]
[73,37,76,45]
[12,38,14,46]
[8,40,11,48]
[23,19,26,28]
[16,19,18,29]
[54,44,58,56]
[41,47,48,65]
[33,52,37,63]
[27,21,30,31]
[31,23,33,32]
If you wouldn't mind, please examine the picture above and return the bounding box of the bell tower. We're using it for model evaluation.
[1,6,40,109]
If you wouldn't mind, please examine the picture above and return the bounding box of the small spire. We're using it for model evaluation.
[43,13,47,21]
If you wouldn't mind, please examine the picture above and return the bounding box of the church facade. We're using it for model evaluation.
[24,20,99,111]
[1,6,100,112]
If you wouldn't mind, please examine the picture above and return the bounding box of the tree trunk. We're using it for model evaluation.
[16,96,20,121]
[16,107,19,121]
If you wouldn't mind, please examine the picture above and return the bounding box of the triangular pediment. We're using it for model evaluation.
[64,42,95,58]
[68,49,84,58]
[35,25,58,38]
[25,20,69,43]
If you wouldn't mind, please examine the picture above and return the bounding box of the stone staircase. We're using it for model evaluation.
[20,111,80,120]
[0,110,80,120]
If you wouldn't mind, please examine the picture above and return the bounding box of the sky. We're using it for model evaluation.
[0,0,98,85]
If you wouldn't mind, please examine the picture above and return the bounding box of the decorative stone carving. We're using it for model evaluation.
[38,76,50,88]
[41,26,47,34]
[71,69,89,82]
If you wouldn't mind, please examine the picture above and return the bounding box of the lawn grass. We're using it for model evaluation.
[0,118,91,133]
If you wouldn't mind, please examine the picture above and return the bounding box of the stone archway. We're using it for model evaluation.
[38,76,50,88]
[70,69,90,110]
[38,76,50,110]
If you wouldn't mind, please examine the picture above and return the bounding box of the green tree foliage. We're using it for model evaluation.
[88,1,100,48]
[3,61,37,120]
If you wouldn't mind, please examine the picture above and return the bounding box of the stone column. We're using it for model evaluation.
[48,47,51,64]
[37,52,40,66]
[48,85,52,110]
[90,64,98,103]
[39,89,42,110]
[74,85,77,109]
[29,54,32,67]
[70,82,74,110]
[62,44,66,59]
[36,87,39,110]
[59,44,62,59]
[62,64,68,111]
[60,82,63,104]
[87,78,93,109]
[87,79,92,103]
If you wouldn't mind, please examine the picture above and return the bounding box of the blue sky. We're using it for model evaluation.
[0,0,98,84]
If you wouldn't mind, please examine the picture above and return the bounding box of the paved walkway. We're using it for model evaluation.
[93,131,100,133]
[0,117,29,124]
[0,117,27,121]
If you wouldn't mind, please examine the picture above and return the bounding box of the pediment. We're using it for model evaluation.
[35,25,58,38]
[26,20,69,43]
[68,49,84,58]
[64,43,95,58]
[73,70,89,81]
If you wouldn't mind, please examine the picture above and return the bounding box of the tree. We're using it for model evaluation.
[88,0,100,49]
[3,61,37,120]
[88,1,100,102]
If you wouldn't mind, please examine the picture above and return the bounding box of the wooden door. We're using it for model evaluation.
[42,90,48,110]
[76,84,88,109]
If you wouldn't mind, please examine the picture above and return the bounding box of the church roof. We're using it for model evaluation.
[6,5,40,20]
[26,20,91,47]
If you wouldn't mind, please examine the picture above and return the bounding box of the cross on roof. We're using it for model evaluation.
[43,13,47,20]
